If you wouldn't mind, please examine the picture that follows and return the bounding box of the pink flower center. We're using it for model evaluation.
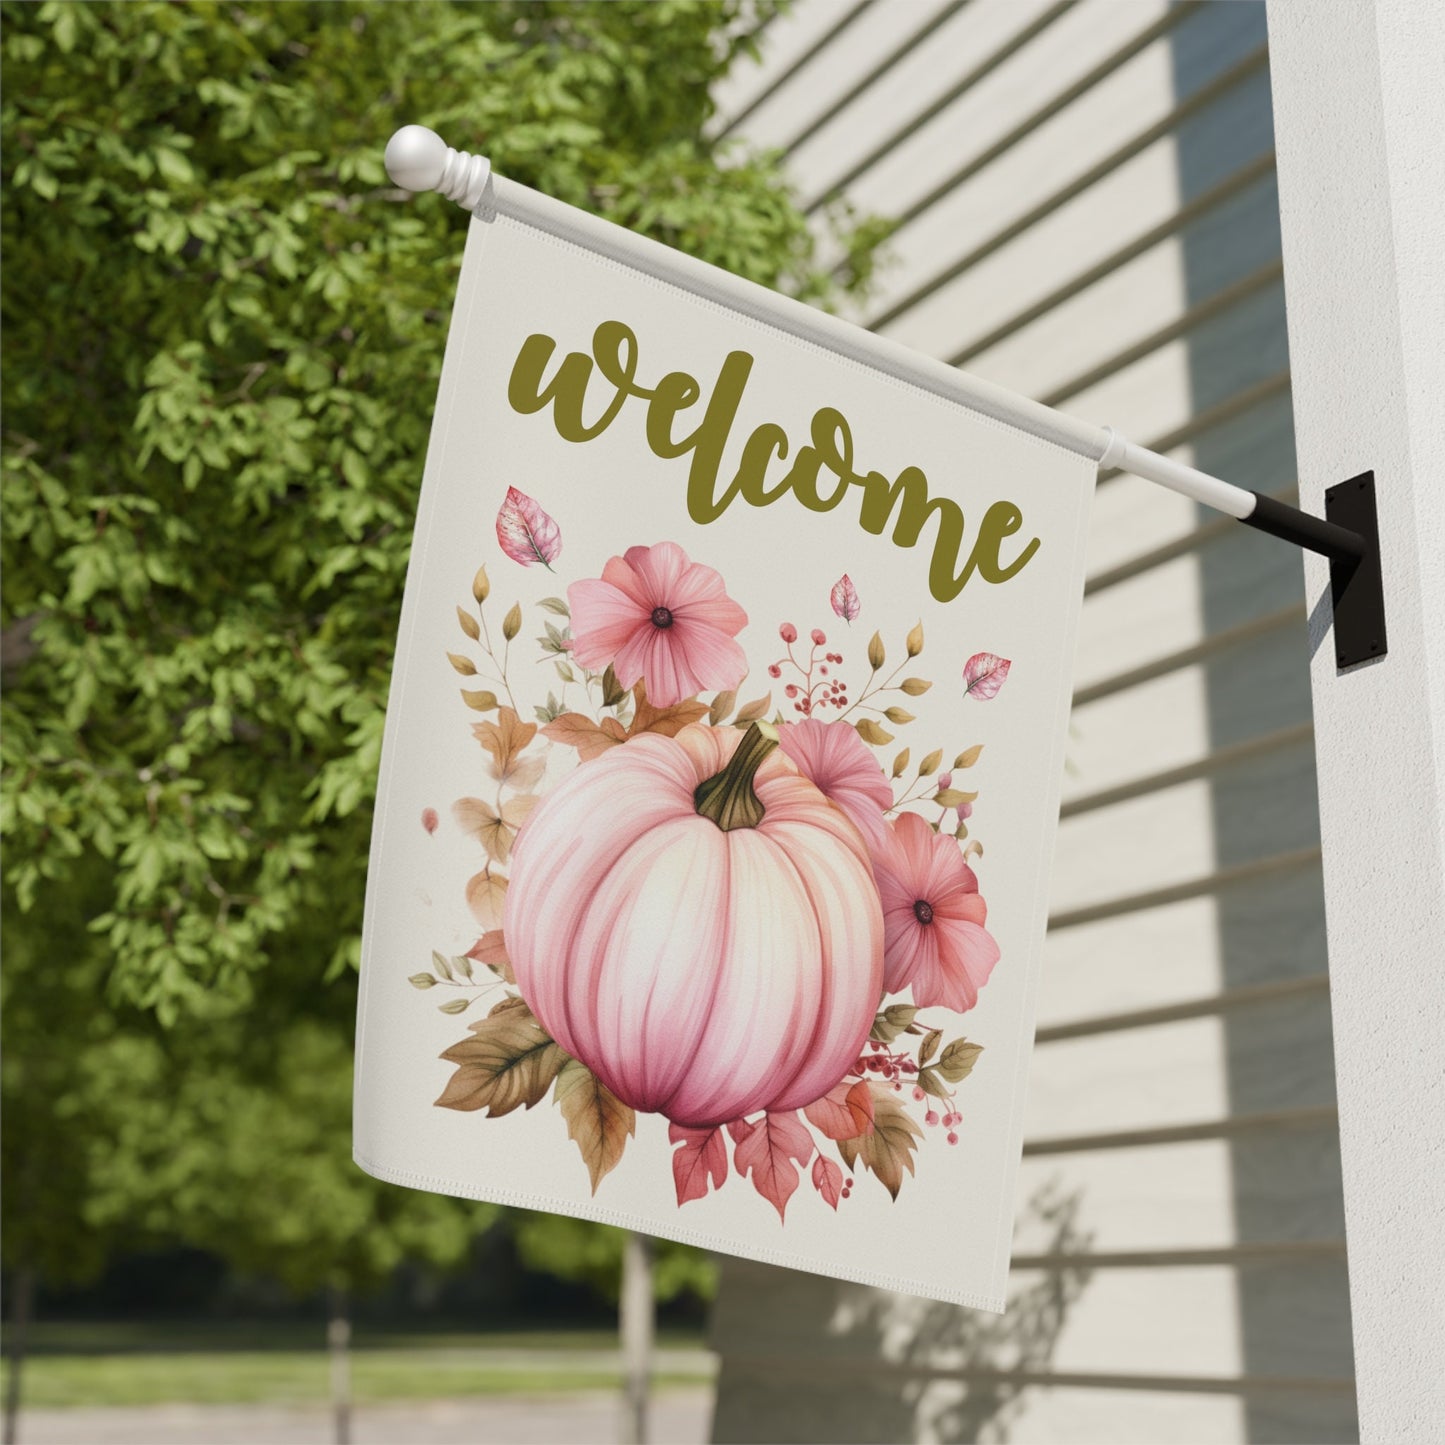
[912,899,935,926]
[650,605,675,630]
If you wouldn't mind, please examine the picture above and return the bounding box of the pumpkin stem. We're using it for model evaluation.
[695,721,780,831]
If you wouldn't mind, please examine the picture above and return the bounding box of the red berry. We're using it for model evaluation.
[780,623,798,643]
[946,1131,959,1145]
[912,1086,925,1102]
[784,684,798,698]
[925,1110,939,1126]
[768,663,782,678]
[901,1060,917,1074]
[811,629,826,646]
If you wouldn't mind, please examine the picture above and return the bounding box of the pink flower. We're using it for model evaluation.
[872,812,999,1012]
[568,542,748,707]
[779,718,892,853]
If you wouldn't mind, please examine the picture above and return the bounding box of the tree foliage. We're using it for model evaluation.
[1,0,883,1305]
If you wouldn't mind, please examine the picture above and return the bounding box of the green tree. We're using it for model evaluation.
[1,2,884,1432]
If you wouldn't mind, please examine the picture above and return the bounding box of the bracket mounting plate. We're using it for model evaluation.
[1326,471,1387,669]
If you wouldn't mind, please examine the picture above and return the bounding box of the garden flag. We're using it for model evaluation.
[353,172,1096,1312]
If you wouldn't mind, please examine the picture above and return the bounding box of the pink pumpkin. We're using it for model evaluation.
[503,723,884,1128]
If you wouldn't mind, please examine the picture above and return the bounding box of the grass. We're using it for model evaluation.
[0,1324,714,1410]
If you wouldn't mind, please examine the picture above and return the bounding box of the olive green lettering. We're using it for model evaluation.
[963,500,1041,585]
[505,320,1042,601]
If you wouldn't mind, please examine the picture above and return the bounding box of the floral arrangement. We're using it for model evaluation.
[412,488,1012,1221]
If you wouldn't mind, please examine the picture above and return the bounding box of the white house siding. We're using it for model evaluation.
[706,3,1356,1441]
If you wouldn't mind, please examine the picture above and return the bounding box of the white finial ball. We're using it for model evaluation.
[385,125,448,193]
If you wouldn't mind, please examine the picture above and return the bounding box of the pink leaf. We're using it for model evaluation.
[802,1080,875,1140]
[496,487,562,568]
[421,807,439,835]
[668,1123,728,1207]
[465,929,515,983]
[812,1154,844,1210]
[734,1111,813,1222]
[726,1116,756,1145]
[829,573,861,622]
[963,651,1012,699]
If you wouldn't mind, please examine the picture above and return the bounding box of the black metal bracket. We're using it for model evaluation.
[1241,473,1386,669]
[1325,471,1387,668]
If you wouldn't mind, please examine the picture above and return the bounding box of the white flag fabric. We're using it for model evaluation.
[354,175,1095,1312]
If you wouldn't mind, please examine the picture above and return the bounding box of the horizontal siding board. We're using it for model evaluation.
[767,0,979,156]
[840,0,1178,226]
[954,153,1279,373]
[1024,1016,1233,1138]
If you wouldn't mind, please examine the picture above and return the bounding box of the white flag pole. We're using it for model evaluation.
[384,126,1379,650]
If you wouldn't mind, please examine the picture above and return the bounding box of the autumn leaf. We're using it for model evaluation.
[541,712,628,761]
[812,1154,845,1209]
[936,1039,984,1084]
[802,1080,875,1140]
[963,652,1012,699]
[917,1067,951,1100]
[734,1110,814,1222]
[466,930,515,984]
[918,748,943,776]
[600,664,628,708]
[628,681,709,738]
[668,1123,728,1206]
[732,692,772,724]
[867,631,886,670]
[448,652,477,675]
[839,1085,923,1199]
[456,606,481,642]
[555,1058,635,1194]
[954,744,984,768]
[905,620,924,657]
[464,870,507,928]
[934,788,977,809]
[964,840,984,862]
[726,1117,755,1146]
[488,995,531,1020]
[462,689,499,713]
[435,1005,567,1116]
[854,718,893,747]
[830,574,860,623]
[899,677,932,696]
[472,706,538,776]
[472,564,491,603]
[708,689,737,726]
[496,486,562,568]
[919,1029,942,1066]
[892,748,910,779]
[452,795,537,865]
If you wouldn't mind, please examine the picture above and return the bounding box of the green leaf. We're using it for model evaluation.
[936,1039,984,1084]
